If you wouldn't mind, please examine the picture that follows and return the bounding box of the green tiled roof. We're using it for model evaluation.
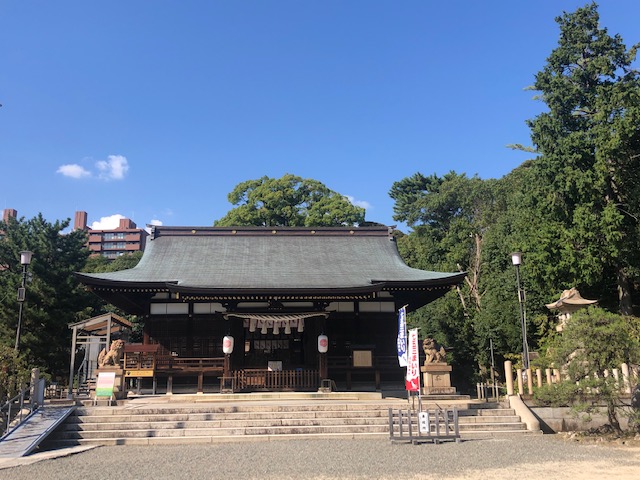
[76,226,465,293]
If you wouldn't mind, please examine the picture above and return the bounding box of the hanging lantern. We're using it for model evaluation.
[273,322,280,335]
[284,320,292,335]
[318,334,328,353]
[298,318,305,332]
[223,335,234,354]
[249,318,257,333]
[261,320,268,335]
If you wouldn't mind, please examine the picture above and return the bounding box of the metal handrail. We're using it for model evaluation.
[1,385,37,439]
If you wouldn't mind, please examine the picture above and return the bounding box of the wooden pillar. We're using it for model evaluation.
[319,352,328,380]
[197,373,204,394]
[106,315,112,353]
[68,325,78,399]
[167,375,173,395]
[224,354,231,378]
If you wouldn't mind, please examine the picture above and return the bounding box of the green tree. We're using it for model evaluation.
[83,251,143,273]
[81,251,144,342]
[390,172,512,387]
[0,344,29,400]
[0,214,92,378]
[214,174,366,227]
[523,3,640,314]
[390,172,500,314]
[544,307,640,432]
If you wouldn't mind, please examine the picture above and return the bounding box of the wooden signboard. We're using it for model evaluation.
[353,350,373,368]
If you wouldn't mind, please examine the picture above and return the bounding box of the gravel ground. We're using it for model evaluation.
[2,435,640,480]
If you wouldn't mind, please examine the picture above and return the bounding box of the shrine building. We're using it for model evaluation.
[76,225,465,394]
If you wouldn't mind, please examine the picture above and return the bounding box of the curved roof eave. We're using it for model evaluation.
[74,272,176,290]
[372,272,467,287]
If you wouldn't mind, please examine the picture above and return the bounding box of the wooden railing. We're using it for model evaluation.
[124,349,225,378]
[155,357,225,372]
[232,369,319,392]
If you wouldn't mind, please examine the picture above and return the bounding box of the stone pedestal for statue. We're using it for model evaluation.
[92,366,125,399]
[421,363,457,395]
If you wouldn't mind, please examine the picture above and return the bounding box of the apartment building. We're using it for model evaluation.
[75,211,148,259]
[2,209,147,259]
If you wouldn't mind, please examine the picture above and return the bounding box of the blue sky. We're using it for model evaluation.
[2,1,639,232]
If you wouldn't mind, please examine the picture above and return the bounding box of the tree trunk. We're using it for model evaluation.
[617,266,633,316]
[607,400,623,434]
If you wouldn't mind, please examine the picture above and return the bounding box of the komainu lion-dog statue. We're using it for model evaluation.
[422,337,447,364]
[97,339,125,367]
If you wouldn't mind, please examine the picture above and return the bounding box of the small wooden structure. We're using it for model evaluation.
[67,313,132,398]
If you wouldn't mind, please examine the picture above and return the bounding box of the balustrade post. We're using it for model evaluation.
[504,360,514,396]
[621,363,632,394]
[526,368,533,395]
[516,369,524,395]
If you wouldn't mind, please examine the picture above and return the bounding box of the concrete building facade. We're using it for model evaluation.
[74,211,148,259]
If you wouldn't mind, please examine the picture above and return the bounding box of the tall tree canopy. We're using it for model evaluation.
[523,2,640,313]
[0,214,93,376]
[389,172,516,387]
[388,4,640,385]
[214,174,366,227]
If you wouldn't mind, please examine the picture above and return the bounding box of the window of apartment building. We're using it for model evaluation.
[104,232,126,240]
[104,242,126,250]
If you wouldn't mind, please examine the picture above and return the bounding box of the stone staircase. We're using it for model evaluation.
[40,393,533,448]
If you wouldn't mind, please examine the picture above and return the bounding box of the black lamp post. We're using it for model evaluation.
[510,252,530,370]
[14,250,33,353]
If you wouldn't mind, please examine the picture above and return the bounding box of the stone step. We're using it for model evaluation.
[74,403,408,416]
[45,432,391,447]
[54,424,392,439]
[54,421,526,440]
[41,396,531,449]
[62,411,521,431]
[69,409,396,423]
[61,417,390,431]
[459,408,516,417]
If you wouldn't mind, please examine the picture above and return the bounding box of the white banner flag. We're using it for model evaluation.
[396,306,408,367]
[405,328,420,392]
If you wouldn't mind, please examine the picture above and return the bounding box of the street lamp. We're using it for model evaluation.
[14,250,33,353]
[510,252,530,370]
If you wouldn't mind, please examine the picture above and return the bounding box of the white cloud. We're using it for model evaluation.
[97,155,129,180]
[90,214,126,230]
[56,154,129,181]
[57,164,91,179]
[146,219,163,234]
[346,195,372,210]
